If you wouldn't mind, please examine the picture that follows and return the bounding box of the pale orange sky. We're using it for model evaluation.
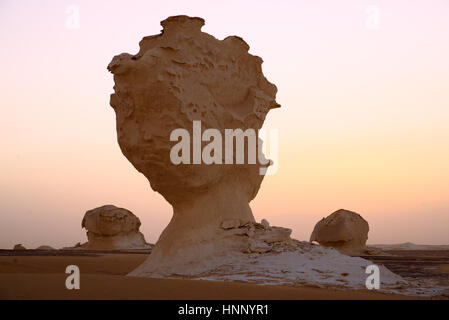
[0,0,448,248]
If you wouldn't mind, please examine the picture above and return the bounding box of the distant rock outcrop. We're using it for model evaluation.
[82,205,150,250]
[35,245,56,250]
[310,209,369,255]
[371,242,449,251]
[13,244,26,250]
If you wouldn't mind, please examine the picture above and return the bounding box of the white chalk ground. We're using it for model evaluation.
[188,242,448,297]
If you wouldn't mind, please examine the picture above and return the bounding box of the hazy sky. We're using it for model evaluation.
[1,0,448,248]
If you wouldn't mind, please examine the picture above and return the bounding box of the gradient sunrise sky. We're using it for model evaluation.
[1,0,448,248]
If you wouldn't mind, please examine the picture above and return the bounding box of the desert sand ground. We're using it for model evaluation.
[2,249,445,300]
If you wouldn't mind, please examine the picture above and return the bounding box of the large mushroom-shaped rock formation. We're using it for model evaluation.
[108,15,280,275]
[82,205,150,250]
[104,15,413,294]
[310,209,369,255]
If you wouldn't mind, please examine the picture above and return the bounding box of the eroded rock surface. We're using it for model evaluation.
[310,209,369,255]
[82,205,150,250]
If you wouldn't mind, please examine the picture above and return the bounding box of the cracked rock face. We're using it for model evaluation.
[310,209,369,255]
[108,15,279,275]
[82,205,150,250]
[221,219,292,254]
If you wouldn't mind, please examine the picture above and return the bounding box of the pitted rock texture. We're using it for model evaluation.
[108,15,279,205]
[310,209,369,255]
[82,205,150,250]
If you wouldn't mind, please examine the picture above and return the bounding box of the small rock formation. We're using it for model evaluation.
[108,15,279,275]
[310,209,369,255]
[81,205,150,250]
[13,244,26,250]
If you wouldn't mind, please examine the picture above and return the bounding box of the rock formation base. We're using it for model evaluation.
[129,218,417,295]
